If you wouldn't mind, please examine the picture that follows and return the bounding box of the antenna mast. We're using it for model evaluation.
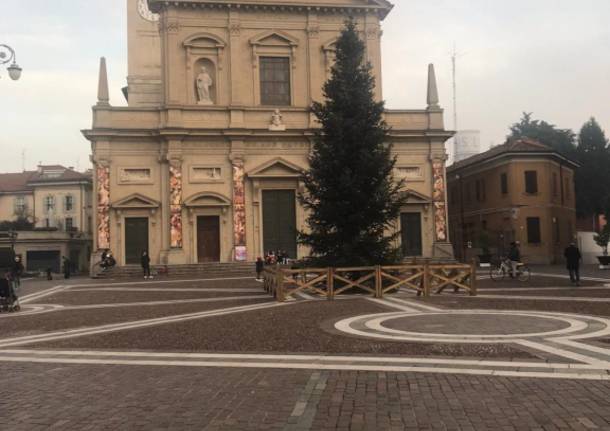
[451,44,458,131]
[21,149,26,172]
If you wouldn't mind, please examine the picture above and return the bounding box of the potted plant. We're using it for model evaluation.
[594,224,610,269]
[477,230,492,267]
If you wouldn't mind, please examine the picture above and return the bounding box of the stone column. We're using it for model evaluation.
[230,152,247,261]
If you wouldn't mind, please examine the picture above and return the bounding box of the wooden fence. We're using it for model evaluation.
[263,260,477,302]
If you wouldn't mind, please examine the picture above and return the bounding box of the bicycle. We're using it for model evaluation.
[489,257,531,282]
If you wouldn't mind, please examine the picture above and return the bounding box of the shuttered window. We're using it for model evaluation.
[524,171,538,194]
[260,57,291,106]
[527,217,541,244]
[500,173,508,194]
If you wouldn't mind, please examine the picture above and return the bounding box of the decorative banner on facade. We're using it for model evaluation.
[432,159,448,242]
[169,162,183,248]
[232,161,247,261]
[96,165,110,250]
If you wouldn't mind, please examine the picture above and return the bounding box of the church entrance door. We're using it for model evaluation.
[197,216,220,262]
[401,212,423,257]
[262,190,297,258]
[125,217,149,264]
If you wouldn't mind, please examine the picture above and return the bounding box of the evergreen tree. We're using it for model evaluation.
[575,117,610,218]
[298,19,407,267]
[508,112,576,158]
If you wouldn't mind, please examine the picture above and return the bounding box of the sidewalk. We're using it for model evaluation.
[529,264,610,280]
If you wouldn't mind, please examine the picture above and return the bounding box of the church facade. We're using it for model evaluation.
[84,0,454,267]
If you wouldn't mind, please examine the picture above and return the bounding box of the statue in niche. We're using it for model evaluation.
[196,66,214,105]
[269,109,286,131]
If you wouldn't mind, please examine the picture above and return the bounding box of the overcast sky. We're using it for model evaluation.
[1,0,609,172]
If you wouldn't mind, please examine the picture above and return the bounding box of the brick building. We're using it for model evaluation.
[447,139,579,264]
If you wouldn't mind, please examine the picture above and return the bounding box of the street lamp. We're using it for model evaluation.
[0,44,22,81]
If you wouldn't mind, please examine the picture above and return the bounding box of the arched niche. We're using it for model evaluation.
[184,33,225,105]
[193,58,217,105]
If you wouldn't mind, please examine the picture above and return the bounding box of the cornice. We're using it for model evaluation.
[148,0,394,20]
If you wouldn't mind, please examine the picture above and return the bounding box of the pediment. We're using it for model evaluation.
[111,193,160,209]
[184,192,231,207]
[250,30,299,47]
[323,38,338,52]
[184,32,226,49]
[247,158,304,178]
[404,189,432,203]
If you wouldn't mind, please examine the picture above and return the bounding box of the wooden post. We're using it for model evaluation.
[375,265,382,298]
[327,267,334,300]
[470,259,477,296]
[276,264,284,302]
[423,260,430,297]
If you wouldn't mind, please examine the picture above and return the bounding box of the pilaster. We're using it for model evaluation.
[228,9,242,106]
[230,140,247,261]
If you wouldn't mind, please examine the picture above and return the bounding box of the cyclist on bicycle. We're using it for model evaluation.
[507,241,521,279]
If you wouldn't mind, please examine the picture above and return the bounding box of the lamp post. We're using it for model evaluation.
[0,44,22,81]
[8,229,18,252]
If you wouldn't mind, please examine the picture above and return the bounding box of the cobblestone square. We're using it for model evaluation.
[1,270,609,430]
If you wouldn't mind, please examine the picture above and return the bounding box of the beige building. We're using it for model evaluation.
[0,165,93,272]
[84,0,454,268]
[447,139,579,264]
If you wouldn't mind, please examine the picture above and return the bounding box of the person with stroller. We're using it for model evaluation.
[100,251,116,271]
[1,270,20,312]
[141,250,152,279]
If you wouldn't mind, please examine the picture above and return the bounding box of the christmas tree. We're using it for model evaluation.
[299,19,407,267]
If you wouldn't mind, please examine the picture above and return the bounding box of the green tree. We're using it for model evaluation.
[575,117,610,218]
[593,224,610,256]
[298,19,407,267]
[508,112,576,157]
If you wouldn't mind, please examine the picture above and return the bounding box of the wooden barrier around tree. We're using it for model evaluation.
[262,260,477,301]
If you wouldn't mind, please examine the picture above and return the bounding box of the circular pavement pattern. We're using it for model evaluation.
[335,310,610,344]
[381,313,571,335]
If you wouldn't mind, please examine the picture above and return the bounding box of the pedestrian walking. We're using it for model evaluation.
[564,242,582,286]
[255,257,264,280]
[141,251,152,279]
[62,257,71,279]
[46,267,53,280]
[10,256,24,291]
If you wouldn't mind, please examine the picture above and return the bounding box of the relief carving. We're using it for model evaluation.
[432,159,448,242]
[96,165,110,250]
[169,162,183,248]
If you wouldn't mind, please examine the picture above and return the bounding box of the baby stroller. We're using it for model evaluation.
[0,274,21,313]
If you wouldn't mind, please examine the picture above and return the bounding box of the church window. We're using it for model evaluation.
[260,57,291,106]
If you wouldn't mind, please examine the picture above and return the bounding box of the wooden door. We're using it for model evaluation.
[197,216,220,262]
[125,217,149,265]
[262,190,297,258]
[401,212,423,257]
